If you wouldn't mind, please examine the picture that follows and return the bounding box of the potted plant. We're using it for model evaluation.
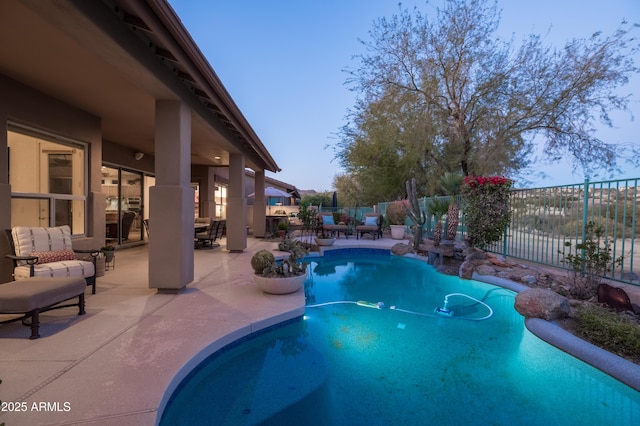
[101,245,116,262]
[386,200,407,240]
[251,241,309,295]
[276,220,289,238]
[315,230,336,246]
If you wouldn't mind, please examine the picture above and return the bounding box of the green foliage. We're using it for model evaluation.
[559,221,624,299]
[427,197,450,220]
[263,241,309,278]
[277,236,297,252]
[575,304,640,363]
[336,0,638,199]
[405,178,427,250]
[438,173,463,197]
[332,212,341,224]
[297,204,318,231]
[461,175,513,248]
[300,193,331,209]
[333,174,368,207]
[251,242,309,278]
[277,220,289,231]
[386,200,407,225]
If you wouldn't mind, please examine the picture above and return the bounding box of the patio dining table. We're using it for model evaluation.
[194,222,209,237]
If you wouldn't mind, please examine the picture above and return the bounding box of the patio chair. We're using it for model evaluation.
[106,211,136,241]
[195,217,210,226]
[355,213,382,240]
[195,220,226,249]
[142,219,150,237]
[319,212,349,239]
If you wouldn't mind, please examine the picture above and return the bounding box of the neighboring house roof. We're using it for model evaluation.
[0,0,279,173]
[244,170,300,199]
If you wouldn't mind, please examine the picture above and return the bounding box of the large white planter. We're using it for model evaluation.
[315,237,335,246]
[390,225,405,240]
[253,272,308,295]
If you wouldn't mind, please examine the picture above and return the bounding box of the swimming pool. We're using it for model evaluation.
[160,251,640,425]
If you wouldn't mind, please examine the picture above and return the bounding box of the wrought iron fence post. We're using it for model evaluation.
[581,178,590,273]
[503,227,508,257]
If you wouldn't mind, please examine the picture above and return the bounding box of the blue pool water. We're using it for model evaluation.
[161,251,640,425]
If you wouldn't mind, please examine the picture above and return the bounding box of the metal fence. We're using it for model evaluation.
[377,177,639,287]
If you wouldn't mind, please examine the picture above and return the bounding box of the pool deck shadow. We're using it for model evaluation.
[0,236,638,425]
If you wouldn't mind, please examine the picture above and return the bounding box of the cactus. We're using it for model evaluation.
[251,249,275,274]
[405,178,427,250]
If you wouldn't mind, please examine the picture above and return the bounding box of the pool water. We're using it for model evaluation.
[161,252,640,425]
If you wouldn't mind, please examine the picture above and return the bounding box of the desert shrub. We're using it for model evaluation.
[559,221,624,299]
[386,200,407,225]
[575,304,640,363]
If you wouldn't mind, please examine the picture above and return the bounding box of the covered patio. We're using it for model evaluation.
[0,0,280,291]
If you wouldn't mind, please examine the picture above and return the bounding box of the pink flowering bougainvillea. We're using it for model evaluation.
[461,175,514,248]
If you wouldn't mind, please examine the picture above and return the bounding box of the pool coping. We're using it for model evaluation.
[473,272,640,392]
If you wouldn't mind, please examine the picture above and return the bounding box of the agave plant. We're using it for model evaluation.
[439,172,464,241]
[427,197,450,246]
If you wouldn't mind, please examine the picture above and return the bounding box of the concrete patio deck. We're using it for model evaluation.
[1,235,638,425]
[0,235,399,425]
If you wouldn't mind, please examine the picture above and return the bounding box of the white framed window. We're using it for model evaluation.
[8,125,87,235]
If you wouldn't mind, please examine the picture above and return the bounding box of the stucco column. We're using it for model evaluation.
[149,100,194,292]
[226,153,247,252]
[0,113,13,283]
[198,167,217,219]
[253,170,266,237]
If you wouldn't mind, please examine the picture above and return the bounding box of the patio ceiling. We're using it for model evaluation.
[0,0,280,172]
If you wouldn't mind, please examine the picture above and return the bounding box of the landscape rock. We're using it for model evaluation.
[514,288,570,320]
[391,243,413,256]
[476,264,496,276]
[458,260,476,279]
[465,250,488,261]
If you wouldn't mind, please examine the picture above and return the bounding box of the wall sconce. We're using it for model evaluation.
[134,152,144,161]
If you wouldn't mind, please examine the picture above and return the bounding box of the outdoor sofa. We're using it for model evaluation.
[5,225,99,294]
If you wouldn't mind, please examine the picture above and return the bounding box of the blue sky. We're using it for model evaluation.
[168,0,640,191]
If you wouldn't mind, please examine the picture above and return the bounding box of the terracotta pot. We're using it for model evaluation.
[253,272,307,295]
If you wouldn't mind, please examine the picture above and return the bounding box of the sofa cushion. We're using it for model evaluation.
[364,216,378,226]
[32,249,77,264]
[0,277,86,313]
[14,260,95,280]
[323,215,334,225]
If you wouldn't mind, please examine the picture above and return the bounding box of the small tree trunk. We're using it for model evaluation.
[433,222,442,246]
[446,202,459,240]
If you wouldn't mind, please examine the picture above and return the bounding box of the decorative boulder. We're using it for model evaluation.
[391,243,413,256]
[464,249,487,261]
[458,260,476,279]
[514,288,570,321]
[476,264,497,276]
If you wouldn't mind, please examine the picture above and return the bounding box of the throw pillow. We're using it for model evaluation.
[364,216,378,226]
[32,249,77,264]
[323,215,334,225]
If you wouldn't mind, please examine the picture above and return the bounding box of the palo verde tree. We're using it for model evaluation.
[336,0,639,196]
